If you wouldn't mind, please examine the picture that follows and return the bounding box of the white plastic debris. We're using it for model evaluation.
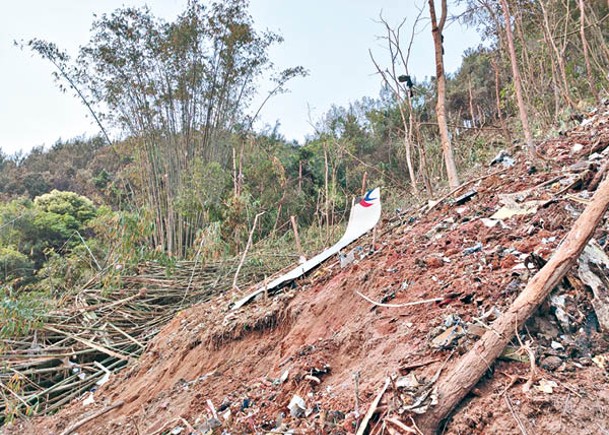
[94,361,111,386]
[490,150,515,168]
[395,373,420,389]
[288,395,306,418]
[82,393,95,406]
[571,143,584,153]
[535,379,558,394]
[339,249,355,268]
[280,369,290,383]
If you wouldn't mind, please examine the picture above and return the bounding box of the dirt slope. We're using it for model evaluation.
[7,107,609,434]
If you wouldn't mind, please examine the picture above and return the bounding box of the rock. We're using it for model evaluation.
[425,256,444,268]
[533,317,560,338]
[196,418,222,433]
[500,254,518,269]
[540,355,563,371]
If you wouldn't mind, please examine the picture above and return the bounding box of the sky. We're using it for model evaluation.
[0,0,480,155]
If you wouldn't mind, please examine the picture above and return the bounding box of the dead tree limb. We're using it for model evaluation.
[415,174,609,433]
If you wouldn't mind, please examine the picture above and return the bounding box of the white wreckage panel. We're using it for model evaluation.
[231,188,382,310]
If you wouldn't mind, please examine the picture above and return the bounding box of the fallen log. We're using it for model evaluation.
[414,173,609,433]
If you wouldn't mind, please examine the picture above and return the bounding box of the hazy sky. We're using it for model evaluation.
[0,1,479,155]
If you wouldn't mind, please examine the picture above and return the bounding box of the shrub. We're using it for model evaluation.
[0,246,34,285]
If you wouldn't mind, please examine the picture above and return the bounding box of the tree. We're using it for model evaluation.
[428,0,460,188]
[369,11,432,195]
[26,0,305,256]
[578,0,600,103]
[499,0,535,156]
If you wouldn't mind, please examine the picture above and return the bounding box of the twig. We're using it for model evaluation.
[354,371,361,417]
[355,290,442,308]
[106,322,145,349]
[75,231,102,271]
[356,377,390,435]
[386,417,419,434]
[290,215,306,262]
[399,357,443,372]
[181,234,206,307]
[59,401,124,435]
[504,394,529,435]
[514,328,538,393]
[207,399,218,420]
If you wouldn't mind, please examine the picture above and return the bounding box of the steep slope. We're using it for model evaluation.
[7,106,609,434]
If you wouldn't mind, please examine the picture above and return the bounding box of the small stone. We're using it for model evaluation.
[196,418,222,433]
[530,317,560,339]
[425,256,444,268]
[540,356,563,371]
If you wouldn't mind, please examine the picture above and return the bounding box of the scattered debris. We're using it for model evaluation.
[577,240,609,331]
[453,190,478,205]
[490,150,516,168]
[356,377,390,435]
[288,395,306,418]
[540,356,563,372]
[8,106,609,435]
[535,379,558,394]
[491,199,543,220]
[463,242,483,255]
[592,354,608,371]
[431,315,467,349]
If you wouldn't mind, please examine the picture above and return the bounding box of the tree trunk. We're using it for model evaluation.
[539,1,575,110]
[490,56,511,144]
[500,0,535,156]
[415,174,609,433]
[578,0,600,103]
[428,0,459,188]
[468,79,476,127]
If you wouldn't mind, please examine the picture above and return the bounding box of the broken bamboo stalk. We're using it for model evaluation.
[361,171,368,196]
[233,211,265,291]
[415,173,609,433]
[43,326,134,362]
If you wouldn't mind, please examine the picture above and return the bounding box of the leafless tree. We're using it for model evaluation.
[499,0,535,156]
[428,0,460,188]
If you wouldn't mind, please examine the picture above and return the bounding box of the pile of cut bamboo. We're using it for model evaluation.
[0,252,295,423]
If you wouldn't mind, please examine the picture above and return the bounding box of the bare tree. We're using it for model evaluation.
[578,0,600,103]
[370,12,428,195]
[428,0,460,188]
[499,0,535,156]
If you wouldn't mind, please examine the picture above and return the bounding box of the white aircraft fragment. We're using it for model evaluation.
[230,188,382,310]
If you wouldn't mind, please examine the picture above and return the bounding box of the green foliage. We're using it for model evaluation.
[0,246,34,285]
[0,291,46,339]
[34,190,96,223]
[176,160,230,223]
[0,191,101,290]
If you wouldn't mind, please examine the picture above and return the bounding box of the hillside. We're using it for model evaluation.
[5,106,609,434]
